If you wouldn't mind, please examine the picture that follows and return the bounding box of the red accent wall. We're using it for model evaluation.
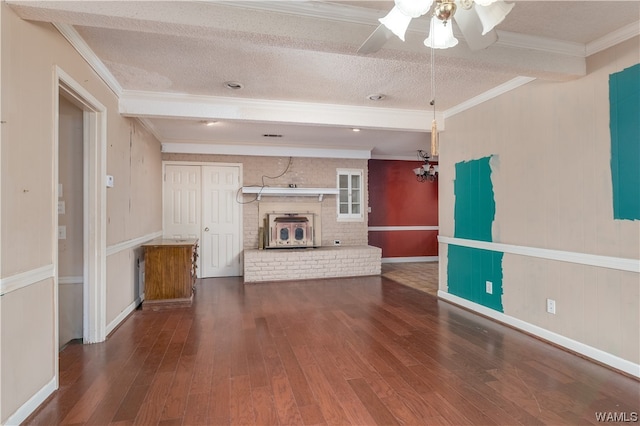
[368,159,439,258]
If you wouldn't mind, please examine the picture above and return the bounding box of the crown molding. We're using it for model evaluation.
[37,3,639,77]
[586,20,640,56]
[370,154,425,161]
[444,76,536,119]
[136,117,163,142]
[162,142,371,159]
[120,90,435,132]
[53,23,123,97]
[495,30,586,57]
[219,1,384,25]
[222,1,588,59]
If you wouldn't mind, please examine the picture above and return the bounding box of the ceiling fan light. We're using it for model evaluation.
[394,0,434,18]
[379,6,413,41]
[424,16,458,49]
[434,0,457,22]
[475,0,514,35]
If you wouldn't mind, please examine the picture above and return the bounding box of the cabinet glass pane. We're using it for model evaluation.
[337,170,363,220]
[351,175,360,189]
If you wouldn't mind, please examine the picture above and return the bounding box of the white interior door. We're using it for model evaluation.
[201,165,242,277]
[163,165,201,240]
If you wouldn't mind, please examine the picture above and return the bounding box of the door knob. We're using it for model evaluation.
[204,227,209,232]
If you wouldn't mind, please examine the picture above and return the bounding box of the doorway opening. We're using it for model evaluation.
[55,67,107,368]
[57,94,84,349]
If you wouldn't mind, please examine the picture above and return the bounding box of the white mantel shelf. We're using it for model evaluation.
[242,186,339,201]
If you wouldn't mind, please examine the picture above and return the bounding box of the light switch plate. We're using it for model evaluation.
[106,175,114,188]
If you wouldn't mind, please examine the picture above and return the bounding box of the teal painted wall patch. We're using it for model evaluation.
[448,245,504,312]
[448,156,504,312]
[609,63,640,220]
[453,157,496,241]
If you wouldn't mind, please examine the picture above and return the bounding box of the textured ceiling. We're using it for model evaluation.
[9,0,640,158]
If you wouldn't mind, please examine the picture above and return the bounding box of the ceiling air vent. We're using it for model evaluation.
[224,81,244,90]
[262,134,283,138]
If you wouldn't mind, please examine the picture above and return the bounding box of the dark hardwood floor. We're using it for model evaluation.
[27,275,639,425]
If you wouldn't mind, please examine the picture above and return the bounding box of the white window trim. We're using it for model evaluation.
[337,168,364,222]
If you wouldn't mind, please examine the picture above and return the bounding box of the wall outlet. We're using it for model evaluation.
[485,281,493,294]
[546,298,556,314]
[106,175,114,188]
[58,200,65,215]
[58,226,66,240]
[334,240,341,246]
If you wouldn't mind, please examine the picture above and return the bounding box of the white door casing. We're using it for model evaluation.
[57,67,107,349]
[201,165,242,277]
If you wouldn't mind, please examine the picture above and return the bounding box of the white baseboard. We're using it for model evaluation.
[3,377,56,426]
[438,290,640,378]
[382,256,439,263]
[105,295,142,337]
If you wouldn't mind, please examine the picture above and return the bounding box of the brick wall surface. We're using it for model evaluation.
[163,154,369,247]
[244,246,382,283]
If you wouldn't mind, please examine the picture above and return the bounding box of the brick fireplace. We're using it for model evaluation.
[244,200,381,283]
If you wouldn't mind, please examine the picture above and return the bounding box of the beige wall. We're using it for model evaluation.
[163,154,369,248]
[0,4,162,423]
[1,279,55,420]
[107,121,162,246]
[439,36,640,365]
[105,121,162,326]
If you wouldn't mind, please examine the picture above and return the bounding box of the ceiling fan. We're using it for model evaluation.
[358,0,514,54]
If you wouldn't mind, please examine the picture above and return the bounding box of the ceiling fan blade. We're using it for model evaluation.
[357,24,393,54]
[453,5,498,50]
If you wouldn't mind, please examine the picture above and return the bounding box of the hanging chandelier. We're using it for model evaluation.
[379,0,514,50]
[413,150,439,182]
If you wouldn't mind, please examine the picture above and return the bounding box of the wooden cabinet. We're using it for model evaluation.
[142,238,198,309]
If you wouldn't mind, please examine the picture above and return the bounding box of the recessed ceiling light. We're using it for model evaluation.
[367,93,385,101]
[224,81,244,90]
[352,128,361,132]
[201,120,218,126]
